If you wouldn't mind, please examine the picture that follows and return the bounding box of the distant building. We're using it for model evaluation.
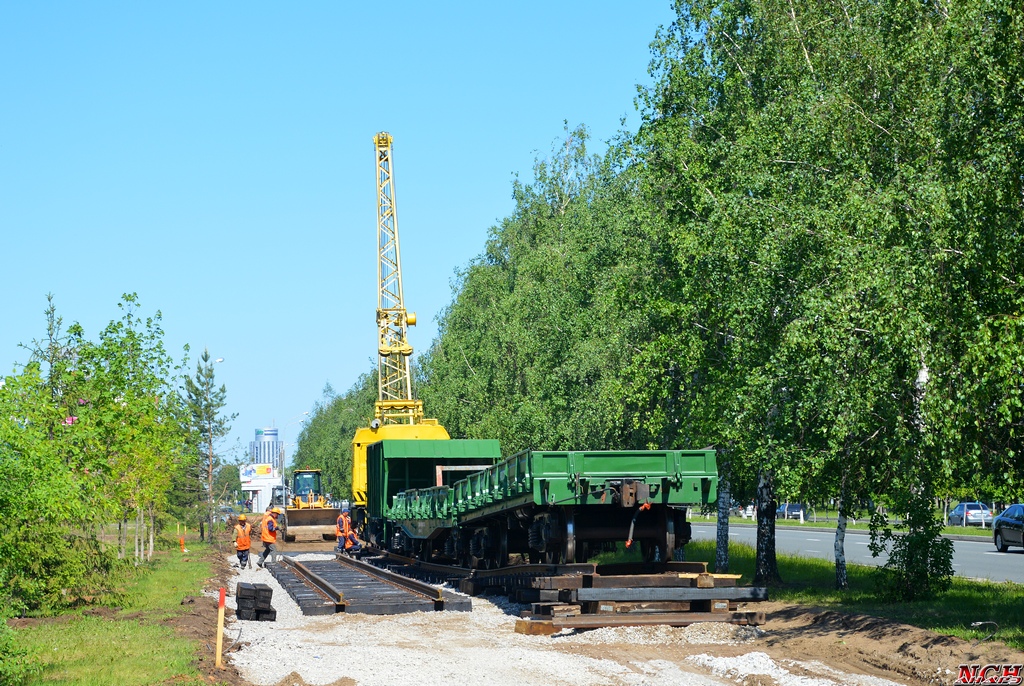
[240,428,285,512]
[250,427,283,467]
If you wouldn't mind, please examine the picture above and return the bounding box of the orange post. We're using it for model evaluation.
[215,587,225,669]
[179,537,185,553]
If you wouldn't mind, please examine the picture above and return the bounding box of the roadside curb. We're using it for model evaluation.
[690,521,994,544]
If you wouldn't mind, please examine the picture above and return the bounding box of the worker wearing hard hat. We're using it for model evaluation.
[335,506,361,555]
[257,506,283,568]
[233,514,252,569]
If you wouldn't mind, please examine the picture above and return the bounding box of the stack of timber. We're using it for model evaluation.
[235,582,277,621]
[505,561,767,635]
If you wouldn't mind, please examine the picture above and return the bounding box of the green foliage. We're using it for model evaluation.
[11,545,213,685]
[1,294,195,613]
[685,540,1023,650]
[419,124,641,452]
[182,348,236,532]
[629,0,1024,590]
[213,461,242,504]
[0,521,122,615]
[308,0,1023,603]
[869,494,955,601]
[292,375,377,499]
[0,585,38,686]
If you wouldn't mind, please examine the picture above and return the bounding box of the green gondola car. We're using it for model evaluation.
[366,439,718,569]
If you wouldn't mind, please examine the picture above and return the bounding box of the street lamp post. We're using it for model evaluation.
[206,357,224,534]
[280,412,309,474]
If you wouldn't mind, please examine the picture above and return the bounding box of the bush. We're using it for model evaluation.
[869,493,954,600]
[0,520,123,614]
[0,581,38,686]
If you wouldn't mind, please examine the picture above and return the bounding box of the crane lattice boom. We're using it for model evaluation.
[374,131,422,425]
[349,132,450,509]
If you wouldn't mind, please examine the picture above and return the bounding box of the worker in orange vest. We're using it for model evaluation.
[335,506,361,554]
[233,514,252,569]
[257,507,282,568]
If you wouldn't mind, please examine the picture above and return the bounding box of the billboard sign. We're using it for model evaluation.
[239,463,280,482]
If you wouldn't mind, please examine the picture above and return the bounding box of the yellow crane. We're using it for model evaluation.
[351,132,449,509]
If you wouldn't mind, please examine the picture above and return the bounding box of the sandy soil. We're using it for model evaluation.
[12,536,1020,686]
[179,541,1024,686]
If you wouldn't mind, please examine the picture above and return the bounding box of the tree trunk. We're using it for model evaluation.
[834,509,848,589]
[118,517,128,559]
[834,468,849,589]
[135,507,142,563]
[199,520,205,543]
[754,469,782,585]
[148,504,155,561]
[715,464,730,573]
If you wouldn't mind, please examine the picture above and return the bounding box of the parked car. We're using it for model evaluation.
[727,501,755,518]
[217,505,236,523]
[776,503,806,520]
[948,502,993,527]
[728,500,745,515]
[992,503,1024,552]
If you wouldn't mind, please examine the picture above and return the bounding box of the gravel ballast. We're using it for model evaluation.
[214,553,909,686]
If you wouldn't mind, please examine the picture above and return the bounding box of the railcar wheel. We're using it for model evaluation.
[563,507,576,563]
[538,507,575,564]
[639,507,673,562]
[489,520,509,569]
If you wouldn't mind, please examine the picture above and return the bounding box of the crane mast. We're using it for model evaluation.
[374,131,422,425]
[351,133,450,511]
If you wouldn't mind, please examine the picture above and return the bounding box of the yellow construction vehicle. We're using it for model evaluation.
[282,468,341,542]
[351,132,450,511]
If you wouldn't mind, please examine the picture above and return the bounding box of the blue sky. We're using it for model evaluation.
[1,2,676,464]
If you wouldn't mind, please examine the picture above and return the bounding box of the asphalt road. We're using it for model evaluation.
[690,521,1024,584]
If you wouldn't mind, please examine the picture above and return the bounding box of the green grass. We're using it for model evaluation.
[13,542,216,685]
[18,618,199,686]
[117,545,214,618]
[682,539,1024,650]
[700,511,997,537]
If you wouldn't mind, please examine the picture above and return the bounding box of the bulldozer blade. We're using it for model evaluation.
[283,507,341,541]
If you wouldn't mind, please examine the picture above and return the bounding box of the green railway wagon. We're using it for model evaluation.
[452,449,717,514]
[388,448,718,568]
[364,439,502,548]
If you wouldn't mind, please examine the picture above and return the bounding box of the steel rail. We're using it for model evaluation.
[336,553,444,602]
[279,556,344,605]
[366,548,474,579]
[471,562,596,580]
[364,549,595,581]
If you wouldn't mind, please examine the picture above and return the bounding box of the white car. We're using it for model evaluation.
[948,502,993,527]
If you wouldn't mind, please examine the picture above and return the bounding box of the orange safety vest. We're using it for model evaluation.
[260,513,278,543]
[339,512,356,549]
[234,522,252,551]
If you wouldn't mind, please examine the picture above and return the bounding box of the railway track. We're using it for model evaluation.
[269,554,471,615]
[359,548,768,633]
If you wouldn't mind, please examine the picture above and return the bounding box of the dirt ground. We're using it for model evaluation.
[166,538,1024,686]
[14,534,1017,686]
